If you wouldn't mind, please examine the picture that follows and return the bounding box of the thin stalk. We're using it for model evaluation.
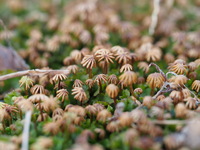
[19,110,23,120]
[58,80,61,90]
[38,102,44,121]
[150,86,155,96]
[129,85,136,97]
[90,114,93,123]
[88,68,93,79]
[99,82,103,93]
[113,97,117,106]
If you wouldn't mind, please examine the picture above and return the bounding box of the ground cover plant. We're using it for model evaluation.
[0,0,200,149]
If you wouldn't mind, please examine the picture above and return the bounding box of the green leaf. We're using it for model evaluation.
[4,91,21,105]
[107,105,114,112]
[120,89,130,99]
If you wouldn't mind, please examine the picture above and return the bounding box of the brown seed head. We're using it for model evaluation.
[36,96,59,113]
[169,90,183,103]
[43,122,59,135]
[73,79,84,88]
[37,113,49,122]
[164,53,175,63]
[85,79,94,89]
[108,74,118,84]
[67,65,79,74]
[143,96,153,108]
[118,112,133,127]
[175,103,187,118]
[67,106,86,117]
[94,74,108,85]
[124,128,138,145]
[30,84,45,94]
[192,80,200,92]
[115,51,131,65]
[63,56,75,66]
[97,109,112,123]
[120,64,133,73]
[106,121,120,132]
[134,88,143,94]
[111,46,124,54]
[16,99,33,112]
[138,62,149,73]
[19,76,34,90]
[188,62,197,72]
[85,105,97,116]
[46,36,60,52]
[95,49,114,64]
[72,87,88,103]
[94,128,105,139]
[169,75,188,86]
[119,71,137,86]
[31,137,53,150]
[146,47,162,62]
[184,97,197,110]
[28,94,50,103]
[106,84,119,99]
[93,103,105,113]
[52,74,67,83]
[81,55,96,69]
[147,73,165,88]
[70,50,83,64]
[56,89,69,102]
[169,63,188,75]
[182,88,191,98]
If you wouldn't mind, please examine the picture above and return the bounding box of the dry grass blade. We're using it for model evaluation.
[149,0,161,35]
[151,119,187,125]
[21,110,32,150]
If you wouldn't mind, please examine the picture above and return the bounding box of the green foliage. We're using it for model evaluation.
[3,91,21,105]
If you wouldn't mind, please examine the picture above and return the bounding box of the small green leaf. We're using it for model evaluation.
[4,91,21,105]
[107,105,114,112]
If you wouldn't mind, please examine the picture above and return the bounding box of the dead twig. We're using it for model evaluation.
[149,63,167,81]
[151,119,187,125]
[0,69,70,81]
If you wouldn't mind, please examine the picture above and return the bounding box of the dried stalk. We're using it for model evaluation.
[21,111,32,150]
[0,69,70,81]
[149,0,161,35]
[149,63,167,81]
[151,119,187,125]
